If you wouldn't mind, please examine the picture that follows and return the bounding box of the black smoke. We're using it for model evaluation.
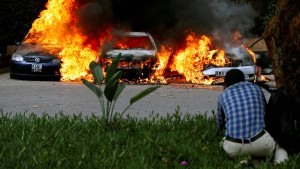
[75,0,256,48]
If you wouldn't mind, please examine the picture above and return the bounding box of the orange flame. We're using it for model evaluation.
[24,0,110,81]
[24,1,255,84]
[233,32,268,82]
[153,45,173,83]
[153,32,230,84]
[232,32,256,63]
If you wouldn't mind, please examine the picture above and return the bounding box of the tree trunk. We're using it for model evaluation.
[263,0,300,98]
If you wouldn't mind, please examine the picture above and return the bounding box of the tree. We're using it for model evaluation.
[264,0,300,98]
[0,0,47,53]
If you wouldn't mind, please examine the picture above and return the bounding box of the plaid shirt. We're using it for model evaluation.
[216,81,266,139]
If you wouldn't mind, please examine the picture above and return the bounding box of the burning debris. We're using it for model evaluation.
[99,31,157,81]
[153,32,230,85]
[23,0,258,84]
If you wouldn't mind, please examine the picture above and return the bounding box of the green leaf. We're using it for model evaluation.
[104,71,122,101]
[105,54,121,83]
[130,85,160,105]
[113,83,126,101]
[89,61,104,85]
[81,79,103,98]
[105,79,119,102]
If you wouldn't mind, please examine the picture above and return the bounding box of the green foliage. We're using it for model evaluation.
[250,0,278,35]
[1,110,299,168]
[262,0,278,27]
[81,55,160,123]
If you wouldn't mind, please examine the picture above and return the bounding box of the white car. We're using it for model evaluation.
[202,47,255,84]
[100,32,157,80]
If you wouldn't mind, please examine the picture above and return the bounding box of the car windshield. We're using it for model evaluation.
[113,36,155,50]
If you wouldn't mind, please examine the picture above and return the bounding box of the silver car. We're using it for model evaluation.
[100,32,157,80]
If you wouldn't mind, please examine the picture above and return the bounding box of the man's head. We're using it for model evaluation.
[224,69,245,88]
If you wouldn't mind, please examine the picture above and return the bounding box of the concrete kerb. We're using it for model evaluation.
[0,53,10,74]
[0,67,9,74]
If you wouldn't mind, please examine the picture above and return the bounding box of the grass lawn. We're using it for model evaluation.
[0,109,299,169]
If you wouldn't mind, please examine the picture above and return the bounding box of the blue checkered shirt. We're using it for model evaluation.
[216,81,266,139]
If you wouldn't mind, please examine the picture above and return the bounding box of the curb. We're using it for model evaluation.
[0,67,9,74]
[0,53,10,74]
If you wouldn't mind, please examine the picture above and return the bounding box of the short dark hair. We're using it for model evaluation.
[224,69,245,87]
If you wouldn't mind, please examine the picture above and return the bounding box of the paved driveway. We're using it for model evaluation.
[0,72,224,118]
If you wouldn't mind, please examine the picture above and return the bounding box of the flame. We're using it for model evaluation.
[153,45,173,83]
[113,36,153,50]
[24,0,110,81]
[153,32,229,84]
[231,32,269,83]
[24,1,256,85]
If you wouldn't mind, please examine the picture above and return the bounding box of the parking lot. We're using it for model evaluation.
[0,71,226,118]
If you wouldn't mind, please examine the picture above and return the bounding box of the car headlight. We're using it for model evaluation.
[53,59,61,64]
[11,54,24,61]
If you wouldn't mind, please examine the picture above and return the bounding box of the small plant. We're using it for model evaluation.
[81,54,160,123]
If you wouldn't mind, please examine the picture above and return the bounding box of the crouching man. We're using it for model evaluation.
[215,69,288,164]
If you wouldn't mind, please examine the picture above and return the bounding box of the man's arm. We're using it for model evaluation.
[216,97,225,130]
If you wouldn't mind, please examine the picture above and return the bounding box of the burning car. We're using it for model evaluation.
[99,32,157,80]
[10,43,61,81]
[202,47,255,84]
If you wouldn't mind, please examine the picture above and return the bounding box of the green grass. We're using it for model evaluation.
[0,109,299,169]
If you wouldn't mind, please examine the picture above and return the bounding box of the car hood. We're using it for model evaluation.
[20,52,58,59]
[14,44,60,59]
[105,49,156,60]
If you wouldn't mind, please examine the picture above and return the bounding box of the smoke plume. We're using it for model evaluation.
[75,0,256,48]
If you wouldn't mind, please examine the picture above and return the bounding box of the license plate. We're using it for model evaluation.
[215,71,226,77]
[31,64,42,72]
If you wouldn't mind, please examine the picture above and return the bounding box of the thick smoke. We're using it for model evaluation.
[75,0,256,48]
[210,0,256,48]
[76,1,112,34]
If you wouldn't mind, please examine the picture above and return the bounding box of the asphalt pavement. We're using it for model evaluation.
[0,72,224,118]
[0,68,276,118]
